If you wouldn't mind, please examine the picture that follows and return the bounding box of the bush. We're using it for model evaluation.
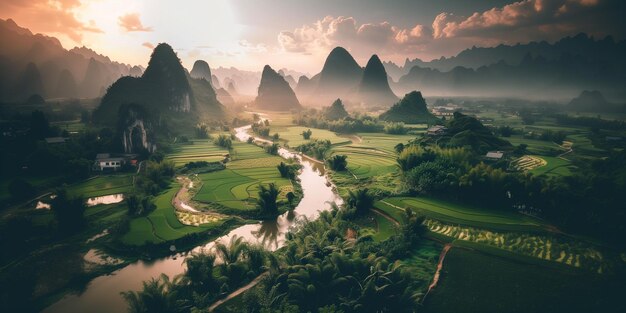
[215,134,233,149]
[302,129,312,139]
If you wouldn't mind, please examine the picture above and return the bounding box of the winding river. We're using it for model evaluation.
[43,121,343,313]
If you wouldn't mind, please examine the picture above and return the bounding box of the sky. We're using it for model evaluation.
[1,0,624,74]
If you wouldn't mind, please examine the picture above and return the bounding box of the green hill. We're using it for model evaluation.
[379,91,437,123]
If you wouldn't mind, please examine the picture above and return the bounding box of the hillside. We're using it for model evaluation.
[443,112,512,153]
[379,91,436,123]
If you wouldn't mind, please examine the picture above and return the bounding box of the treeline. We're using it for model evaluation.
[553,114,626,130]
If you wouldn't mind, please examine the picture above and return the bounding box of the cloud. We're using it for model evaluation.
[118,13,153,32]
[432,0,620,41]
[277,0,623,63]
[142,42,154,49]
[277,15,431,55]
[0,0,102,43]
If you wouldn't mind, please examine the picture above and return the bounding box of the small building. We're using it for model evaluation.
[485,151,505,160]
[94,153,127,171]
[427,125,447,136]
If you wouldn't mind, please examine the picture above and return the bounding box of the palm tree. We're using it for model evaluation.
[214,235,248,266]
[121,274,182,313]
[346,188,373,216]
[326,154,348,171]
[183,253,217,293]
[257,183,279,215]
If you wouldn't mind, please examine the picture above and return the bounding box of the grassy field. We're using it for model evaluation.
[528,155,575,177]
[66,175,134,198]
[505,135,567,155]
[423,246,625,313]
[167,139,229,167]
[277,126,351,147]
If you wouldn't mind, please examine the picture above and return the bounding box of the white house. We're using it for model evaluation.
[94,153,126,171]
[485,151,504,160]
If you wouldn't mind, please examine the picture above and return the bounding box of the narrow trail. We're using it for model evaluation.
[208,271,268,312]
[370,208,400,227]
[421,243,452,304]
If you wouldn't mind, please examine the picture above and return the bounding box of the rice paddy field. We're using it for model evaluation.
[121,184,227,245]
[328,133,414,194]
[166,139,229,167]
[192,140,294,213]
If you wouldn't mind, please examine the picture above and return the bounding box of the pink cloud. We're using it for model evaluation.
[142,42,154,49]
[118,13,153,32]
[0,0,102,43]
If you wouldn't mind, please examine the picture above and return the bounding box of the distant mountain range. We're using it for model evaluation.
[0,18,142,102]
[385,33,626,100]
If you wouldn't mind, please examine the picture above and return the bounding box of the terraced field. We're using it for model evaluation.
[512,155,547,171]
[193,168,292,211]
[167,140,229,167]
[193,141,294,213]
[375,196,616,273]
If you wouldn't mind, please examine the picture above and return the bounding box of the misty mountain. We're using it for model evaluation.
[568,90,623,112]
[190,60,212,80]
[379,91,436,124]
[394,50,626,100]
[0,18,136,102]
[353,54,398,108]
[255,65,301,111]
[53,69,78,98]
[385,33,626,79]
[14,62,45,100]
[300,47,363,105]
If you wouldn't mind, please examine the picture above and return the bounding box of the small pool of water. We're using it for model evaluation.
[86,194,124,206]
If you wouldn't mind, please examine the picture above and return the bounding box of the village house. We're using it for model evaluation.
[93,153,137,171]
[485,151,505,161]
[426,125,447,136]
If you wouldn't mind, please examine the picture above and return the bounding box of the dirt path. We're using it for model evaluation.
[421,243,452,304]
[172,176,199,212]
[208,271,268,312]
[370,208,401,227]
